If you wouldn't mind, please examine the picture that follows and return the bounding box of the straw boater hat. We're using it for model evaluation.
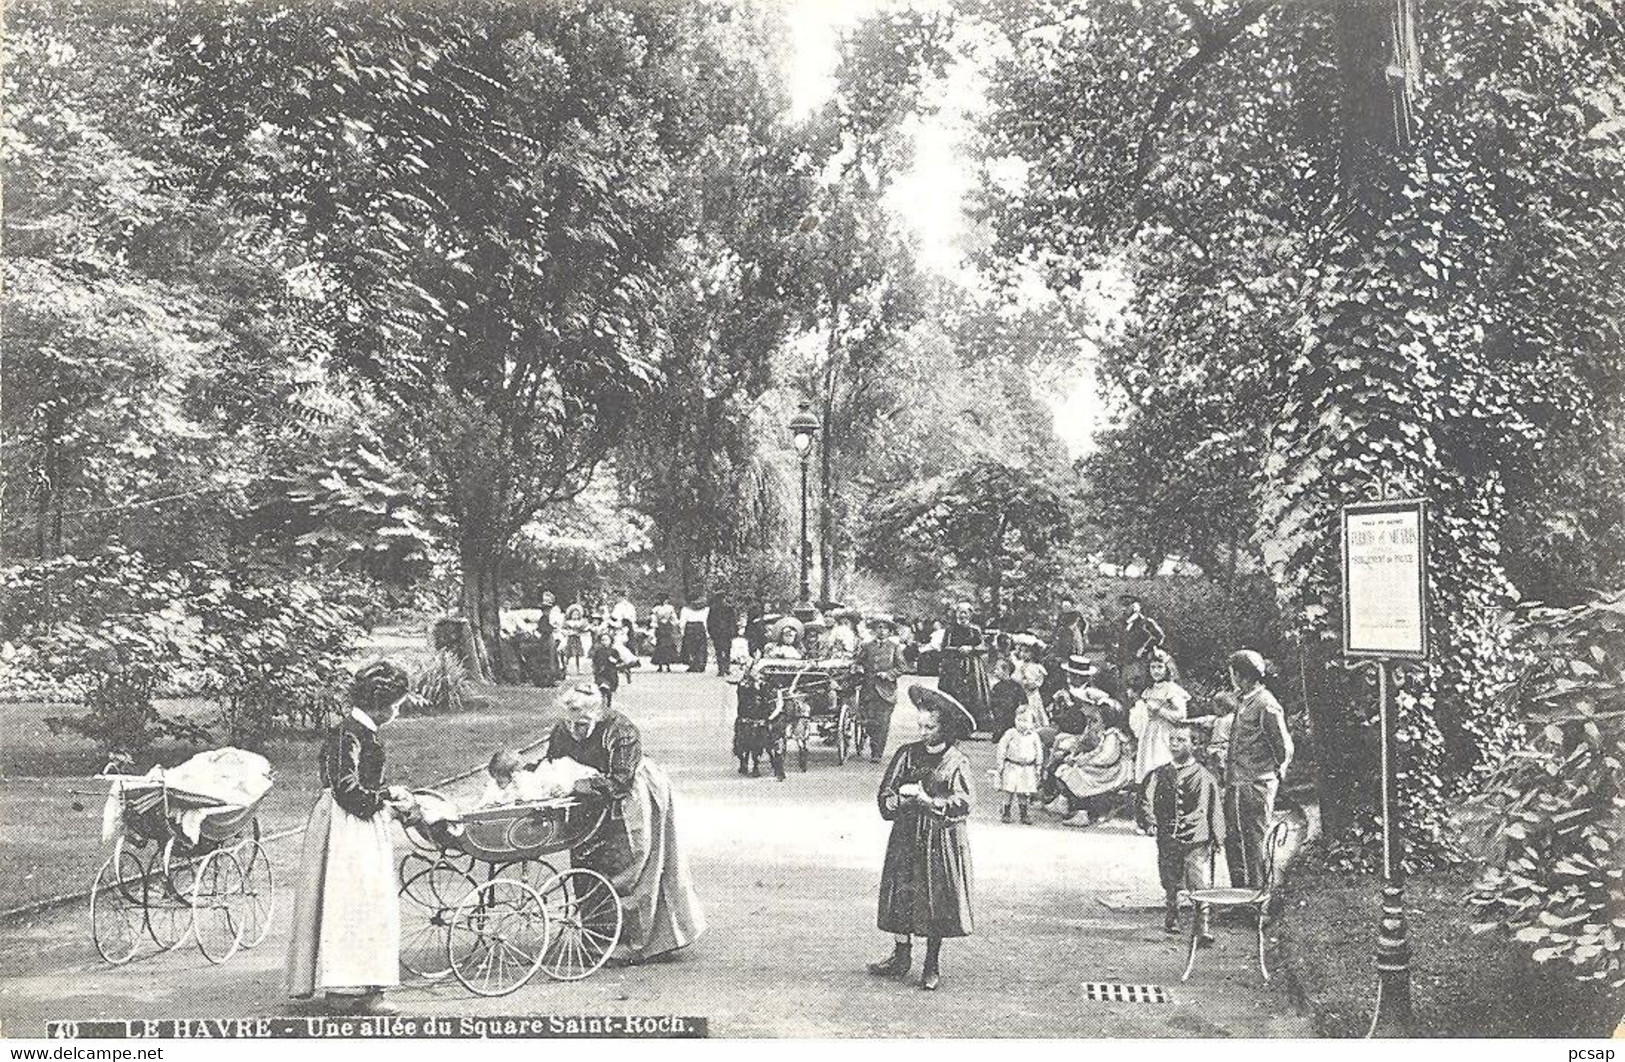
[906,684,978,738]
[1061,655,1097,679]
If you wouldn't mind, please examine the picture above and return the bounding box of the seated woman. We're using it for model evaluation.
[539,685,707,964]
[1053,697,1136,829]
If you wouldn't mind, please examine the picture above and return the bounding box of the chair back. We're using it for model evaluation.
[1258,816,1294,896]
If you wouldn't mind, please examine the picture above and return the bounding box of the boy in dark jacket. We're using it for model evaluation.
[590,630,621,710]
[1139,725,1223,944]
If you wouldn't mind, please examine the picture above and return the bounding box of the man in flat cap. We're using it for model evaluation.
[1222,649,1294,889]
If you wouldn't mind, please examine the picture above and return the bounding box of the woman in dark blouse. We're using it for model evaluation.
[540,686,706,964]
[938,602,993,734]
[868,684,976,991]
[286,661,415,1014]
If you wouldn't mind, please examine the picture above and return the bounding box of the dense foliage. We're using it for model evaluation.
[1462,590,1625,992]
[974,0,1625,861]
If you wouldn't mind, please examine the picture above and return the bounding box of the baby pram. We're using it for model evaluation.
[397,790,624,996]
[91,749,275,965]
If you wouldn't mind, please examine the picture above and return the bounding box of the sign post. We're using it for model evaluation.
[1340,495,1428,1037]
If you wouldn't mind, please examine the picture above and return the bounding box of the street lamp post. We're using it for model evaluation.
[789,406,820,620]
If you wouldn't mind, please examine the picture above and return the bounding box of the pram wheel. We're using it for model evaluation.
[90,839,146,965]
[447,878,550,997]
[400,862,476,980]
[538,868,623,981]
[146,840,193,952]
[236,837,275,949]
[191,849,249,964]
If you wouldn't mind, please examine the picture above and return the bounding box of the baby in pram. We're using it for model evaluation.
[477,748,600,808]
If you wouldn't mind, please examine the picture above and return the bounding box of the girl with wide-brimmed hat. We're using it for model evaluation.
[868,684,977,991]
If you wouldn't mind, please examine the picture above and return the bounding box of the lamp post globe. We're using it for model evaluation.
[788,406,820,619]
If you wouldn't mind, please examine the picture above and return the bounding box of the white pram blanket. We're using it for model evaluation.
[411,757,602,827]
[102,747,275,844]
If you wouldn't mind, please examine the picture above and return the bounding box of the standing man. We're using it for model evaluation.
[1044,595,1089,703]
[707,592,739,677]
[855,615,905,762]
[744,599,768,659]
[1222,649,1293,888]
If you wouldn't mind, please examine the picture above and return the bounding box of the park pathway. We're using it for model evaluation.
[0,669,1310,1037]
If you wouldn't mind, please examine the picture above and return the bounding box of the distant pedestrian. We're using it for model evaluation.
[591,629,620,710]
[1139,725,1222,943]
[650,595,680,672]
[611,593,637,639]
[938,603,991,734]
[1117,595,1165,691]
[707,593,738,677]
[680,599,708,672]
[855,615,905,762]
[1221,650,1293,889]
[869,685,976,992]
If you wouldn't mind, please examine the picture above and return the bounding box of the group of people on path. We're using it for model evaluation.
[284,665,705,1016]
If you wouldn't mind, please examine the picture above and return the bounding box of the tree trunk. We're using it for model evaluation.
[458,542,496,683]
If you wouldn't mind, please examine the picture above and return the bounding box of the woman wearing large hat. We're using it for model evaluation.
[868,684,977,991]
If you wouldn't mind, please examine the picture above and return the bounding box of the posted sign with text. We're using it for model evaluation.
[1341,499,1429,660]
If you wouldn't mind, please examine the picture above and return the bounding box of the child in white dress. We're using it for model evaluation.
[995,706,1044,824]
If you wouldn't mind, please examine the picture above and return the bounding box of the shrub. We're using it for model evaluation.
[1458,589,1625,991]
[0,550,210,755]
[192,571,366,745]
[407,648,468,715]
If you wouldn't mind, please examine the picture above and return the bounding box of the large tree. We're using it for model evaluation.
[161,0,800,674]
[976,0,1625,856]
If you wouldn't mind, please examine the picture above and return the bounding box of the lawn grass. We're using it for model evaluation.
[0,682,566,912]
[1273,845,1622,1037]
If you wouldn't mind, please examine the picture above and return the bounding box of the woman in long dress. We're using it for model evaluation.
[541,686,706,964]
[679,600,709,672]
[650,595,681,672]
[868,685,976,992]
[286,662,415,1014]
[937,603,992,734]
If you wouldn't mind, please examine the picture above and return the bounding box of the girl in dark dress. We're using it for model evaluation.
[938,603,993,733]
[868,684,976,991]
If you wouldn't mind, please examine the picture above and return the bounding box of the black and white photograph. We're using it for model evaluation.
[2,0,1623,1046]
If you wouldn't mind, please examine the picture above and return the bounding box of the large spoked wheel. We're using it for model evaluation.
[494,858,560,895]
[447,878,549,997]
[836,701,851,765]
[538,868,622,981]
[400,862,476,981]
[191,849,248,964]
[144,841,193,952]
[235,838,275,949]
[91,838,147,965]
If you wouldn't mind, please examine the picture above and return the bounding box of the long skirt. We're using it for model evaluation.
[681,622,708,671]
[652,624,681,666]
[577,761,706,963]
[938,655,992,732]
[285,791,399,996]
[877,810,973,938]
